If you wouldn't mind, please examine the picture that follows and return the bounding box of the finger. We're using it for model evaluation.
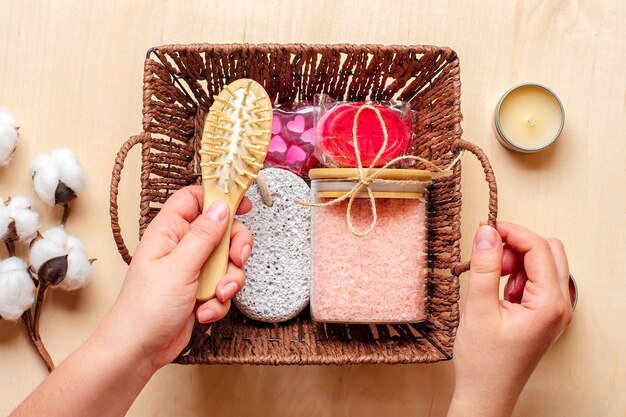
[236,196,253,215]
[467,225,504,316]
[229,219,253,267]
[154,185,204,223]
[135,187,204,258]
[215,262,246,303]
[504,268,528,304]
[495,222,560,300]
[546,238,571,304]
[170,201,230,271]
[196,298,232,323]
[481,221,517,276]
[148,187,247,228]
[504,275,514,301]
[501,244,519,276]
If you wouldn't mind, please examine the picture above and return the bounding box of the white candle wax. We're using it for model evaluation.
[495,84,564,152]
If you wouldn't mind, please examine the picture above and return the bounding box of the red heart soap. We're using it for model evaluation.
[317,103,412,167]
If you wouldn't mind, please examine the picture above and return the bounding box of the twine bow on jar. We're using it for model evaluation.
[299,104,463,237]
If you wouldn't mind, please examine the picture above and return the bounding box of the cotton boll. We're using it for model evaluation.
[0,108,17,127]
[29,227,92,290]
[65,235,85,253]
[6,196,40,243]
[0,108,18,167]
[29,149,86,206]
[59,250,92,291]
[0,124,18,167]
[5,196,31,211]
[0,257,35,321]
[50,149,86,195]
[29,154,61,206]
[0,256,27,274]
[29,231,67,272]
[40,226,68,248]
[28,153,51,179]
[0,200,10,240]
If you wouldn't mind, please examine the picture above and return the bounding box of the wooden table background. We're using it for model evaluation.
[0,1,624,415]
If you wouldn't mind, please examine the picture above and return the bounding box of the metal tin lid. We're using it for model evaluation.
[569,273,578,311]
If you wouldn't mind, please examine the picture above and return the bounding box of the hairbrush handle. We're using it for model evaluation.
[196,183,241,301]
[196,210,235,301]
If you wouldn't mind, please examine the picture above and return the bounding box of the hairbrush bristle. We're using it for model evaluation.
[200,79,273,194]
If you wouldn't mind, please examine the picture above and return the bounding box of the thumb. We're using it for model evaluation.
[467,225,503,316]
[171,201,230,271]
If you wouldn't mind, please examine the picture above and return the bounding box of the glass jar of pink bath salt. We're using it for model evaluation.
[309,168,432,324]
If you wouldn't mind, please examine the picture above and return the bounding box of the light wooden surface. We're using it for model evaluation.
[0,1,624,415]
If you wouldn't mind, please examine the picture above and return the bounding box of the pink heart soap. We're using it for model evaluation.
[286,145,307,163]
[272,118,281,135]
[269,135,287,153]
[300,128,316,144]
[264,104,319,176]
[287,115,306,133]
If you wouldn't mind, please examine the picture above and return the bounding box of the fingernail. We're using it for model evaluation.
[506,274,517,294]
[474,225,497,251]
[198,309,215,323]
[204,201,229,224]
[240,244,251,264]
[220,282,238,301]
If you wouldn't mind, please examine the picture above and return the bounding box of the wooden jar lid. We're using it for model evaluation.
[309,168,432,181]
[310,168,432,200]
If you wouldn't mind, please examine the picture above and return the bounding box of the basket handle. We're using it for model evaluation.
[110,133,147,265]
[451,139,498,276]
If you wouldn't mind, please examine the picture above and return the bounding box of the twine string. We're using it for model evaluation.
[256,170,274,207]
[298,104,463,236]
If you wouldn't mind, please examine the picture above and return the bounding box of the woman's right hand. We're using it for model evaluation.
[448,222,573,417]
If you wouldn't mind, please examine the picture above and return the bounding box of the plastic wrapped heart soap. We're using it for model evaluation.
[234,168,311,323]
[264,104,319,176]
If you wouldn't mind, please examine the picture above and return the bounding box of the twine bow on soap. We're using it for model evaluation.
[299,104,463,237]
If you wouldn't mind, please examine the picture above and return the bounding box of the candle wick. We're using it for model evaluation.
[526,118,535,128]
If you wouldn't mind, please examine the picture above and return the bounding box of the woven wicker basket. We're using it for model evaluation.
[110,43,497,365]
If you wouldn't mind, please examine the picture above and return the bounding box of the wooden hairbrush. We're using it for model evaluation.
[197,79,273,301]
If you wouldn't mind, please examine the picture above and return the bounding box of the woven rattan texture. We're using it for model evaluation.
[110,43,498,365]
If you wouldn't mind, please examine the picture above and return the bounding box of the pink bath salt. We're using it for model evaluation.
[310,198,427,323]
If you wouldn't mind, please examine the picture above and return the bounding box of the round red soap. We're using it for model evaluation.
[317,103,412,167]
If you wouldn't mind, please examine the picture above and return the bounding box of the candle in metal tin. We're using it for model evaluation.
[495,84,565,153]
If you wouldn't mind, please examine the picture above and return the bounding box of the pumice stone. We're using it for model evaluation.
[234,167,311,323]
